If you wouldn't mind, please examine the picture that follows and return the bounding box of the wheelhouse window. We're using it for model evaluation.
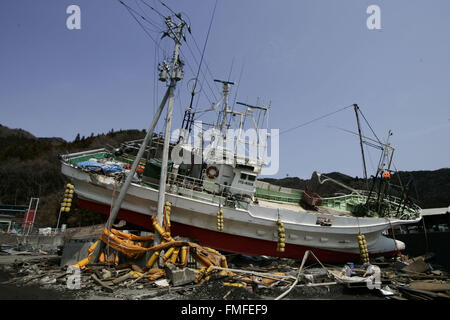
[238,172,256,186]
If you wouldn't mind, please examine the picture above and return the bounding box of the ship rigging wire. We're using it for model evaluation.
[278,104,354,135]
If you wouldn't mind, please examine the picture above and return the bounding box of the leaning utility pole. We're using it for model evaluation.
[155,18,186,245]
[88,14,187,264]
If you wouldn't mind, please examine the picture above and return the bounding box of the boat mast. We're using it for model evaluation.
[214,79,236,132]
[353,104,368,189]
[376,130,393,215]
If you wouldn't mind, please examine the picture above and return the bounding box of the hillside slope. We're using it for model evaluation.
[0,124,448,229]
[0,124,146,228]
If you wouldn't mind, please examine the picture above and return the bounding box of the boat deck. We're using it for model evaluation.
[256,199,307,212]
[256,199,354,217]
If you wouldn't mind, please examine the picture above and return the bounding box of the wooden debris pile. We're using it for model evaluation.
[70,202,233,290]
[377,253,450,300]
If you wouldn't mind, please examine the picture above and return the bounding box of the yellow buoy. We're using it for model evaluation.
[357,234,370,263]
[170,248,180,264]
[277,219,286,252]
[180,246,188,266]
[163,247,175,261]
[145,251,160,269]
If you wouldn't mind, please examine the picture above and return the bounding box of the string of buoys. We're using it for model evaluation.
[358,234,370,263]
[276,219,285,253]
[217,208,224,231]
[61,183,74,213]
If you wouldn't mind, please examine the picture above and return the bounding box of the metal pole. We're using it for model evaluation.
[88,88,170,265]
[105,88,170,231]
[56,207,62,234]
[28,198,39,235]
[89,20,185,264]
[24,198,32,235]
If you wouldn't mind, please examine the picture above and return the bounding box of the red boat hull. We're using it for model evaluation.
[78,198,400,263]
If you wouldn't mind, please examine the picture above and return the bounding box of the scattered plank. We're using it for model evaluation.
[402,259,429,274]
[91,273,114,292]
[112,272,134,285]
[409,281,450,292]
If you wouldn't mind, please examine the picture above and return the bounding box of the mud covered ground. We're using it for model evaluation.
[182,275,384,300]
[0,254,385,300]
[0,270,76,300]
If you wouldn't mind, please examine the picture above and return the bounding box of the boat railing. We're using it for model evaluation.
[139,171,253,210]
[354,190,421,213]
[60,148,107,161]
[254,190,302,204]
[322,190,421,220]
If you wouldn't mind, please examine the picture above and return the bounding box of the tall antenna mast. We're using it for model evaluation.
[214,79,236,132]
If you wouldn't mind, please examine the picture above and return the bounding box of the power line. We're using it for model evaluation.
[118,0,168,57]
[189,0,218,111]
[120,0,221,128]
[182,3,221,103]
[178,49,215,106]
[134,0,164,31]
[140,0,166,19]
[147,0,220,108]
[120,0,161,32]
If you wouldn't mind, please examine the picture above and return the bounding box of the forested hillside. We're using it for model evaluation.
[0,124,146,228]
[0,124,448,230]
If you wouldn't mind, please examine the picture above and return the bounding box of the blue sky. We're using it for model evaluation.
[1,0,449,179]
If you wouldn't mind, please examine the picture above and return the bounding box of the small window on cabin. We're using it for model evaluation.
[240,173,248,180]
[248,175,256,182]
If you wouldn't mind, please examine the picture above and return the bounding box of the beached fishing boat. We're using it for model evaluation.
[60,8,421,263]
[60,142,421,263]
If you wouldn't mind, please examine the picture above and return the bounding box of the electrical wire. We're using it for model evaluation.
[190,0,218,106]
[118,0,169,57]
